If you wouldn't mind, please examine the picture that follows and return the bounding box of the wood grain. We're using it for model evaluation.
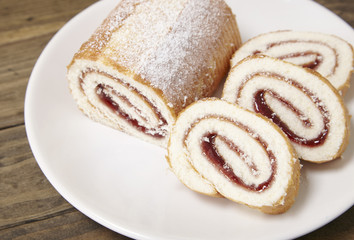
[0,0,353,239]
[0,0,99,129]
[315,0,354,26]
[0,210,131,240]
[0,126,73,229]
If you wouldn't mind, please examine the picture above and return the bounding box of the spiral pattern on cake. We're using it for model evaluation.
[230,31,354,94]
[223,55,349,163]
[67,0,241,147]
[167,98,300,214]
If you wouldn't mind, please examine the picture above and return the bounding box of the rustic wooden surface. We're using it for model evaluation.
[0,0,353,239]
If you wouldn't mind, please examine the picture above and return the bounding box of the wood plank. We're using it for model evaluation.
[0,0,97,129]
[315,0,354,26]
[0,125,73,229]
[0,0,97,45]
[0,210,131,240]
[0,34,53,129]
[0,0,98,33]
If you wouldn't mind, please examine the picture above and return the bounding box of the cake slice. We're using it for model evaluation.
[167,98,300,214]
[231,30,354,94]
[223,55,350,163]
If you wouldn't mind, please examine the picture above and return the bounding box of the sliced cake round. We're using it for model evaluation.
[231,30,354,94]
[167,98,300,214]
[223,55,350,163]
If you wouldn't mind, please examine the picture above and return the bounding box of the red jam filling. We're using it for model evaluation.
[201,132,276,192]
[96,84,167,138]
[254,89,329,146]
[79,69,168,139]
[277,51,322,70]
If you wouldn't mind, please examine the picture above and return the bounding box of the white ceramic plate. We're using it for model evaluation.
[25,0,354,239]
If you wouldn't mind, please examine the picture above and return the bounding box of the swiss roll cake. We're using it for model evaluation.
[223,55,350,163]
[167,98,300,214]
[230,30,354,94]
[67,0,241,147]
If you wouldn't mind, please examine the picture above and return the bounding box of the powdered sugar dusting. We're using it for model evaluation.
[78,0,143,55]
[138,0,233,106]
[99,0,235,110]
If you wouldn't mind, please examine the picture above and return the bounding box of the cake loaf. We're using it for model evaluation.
[230,31,354,94]
[167,98,300,214]
[223,55,350,163]
[67,0,241,147]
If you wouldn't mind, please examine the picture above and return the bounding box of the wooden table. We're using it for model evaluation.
[0,0,353,239]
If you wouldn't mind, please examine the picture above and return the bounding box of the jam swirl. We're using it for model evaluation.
[277,51,322,70]
[197,118,276,192]
[254,89,329,146]
[253,40,338,75]
[80,69,168,138]
[237,70,330,147]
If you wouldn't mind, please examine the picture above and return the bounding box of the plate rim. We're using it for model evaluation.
[24,0,354,239]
